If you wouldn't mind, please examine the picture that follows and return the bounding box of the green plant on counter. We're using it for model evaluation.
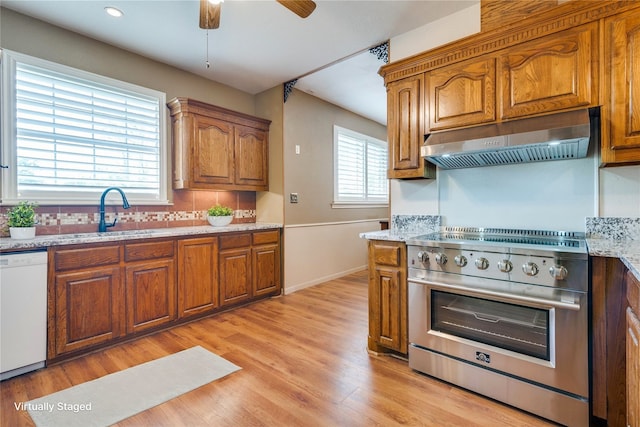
[6,201,38,227]
[207,204,234,217]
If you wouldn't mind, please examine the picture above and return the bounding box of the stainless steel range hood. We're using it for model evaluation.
[421,108,596,169]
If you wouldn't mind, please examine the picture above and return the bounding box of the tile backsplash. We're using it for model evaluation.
[1,190,256,236]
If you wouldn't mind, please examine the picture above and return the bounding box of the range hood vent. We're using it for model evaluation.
[421,109,596,169]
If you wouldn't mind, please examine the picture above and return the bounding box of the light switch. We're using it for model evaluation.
[295,145,300,155]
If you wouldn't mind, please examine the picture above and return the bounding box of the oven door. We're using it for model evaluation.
[408,271,588,398]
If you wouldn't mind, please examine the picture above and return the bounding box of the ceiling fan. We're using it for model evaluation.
[199,0,317,30]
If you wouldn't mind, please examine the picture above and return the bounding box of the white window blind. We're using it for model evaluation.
[1,50,168,204]
[334,126,388,205]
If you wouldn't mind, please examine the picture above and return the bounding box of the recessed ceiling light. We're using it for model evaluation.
[104,6,124,18]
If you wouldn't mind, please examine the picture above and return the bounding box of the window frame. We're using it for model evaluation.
[0,49,169,205]
[332,125,389,208]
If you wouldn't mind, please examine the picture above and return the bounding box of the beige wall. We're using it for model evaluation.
[2,8,388,292]
[255,86,285,224]
[0,8,255,116]
[282,89,388,292]
[283,89,388,225]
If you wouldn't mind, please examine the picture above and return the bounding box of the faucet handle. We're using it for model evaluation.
[107,217,118,229]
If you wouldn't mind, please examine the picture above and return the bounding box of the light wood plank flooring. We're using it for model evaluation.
[1,270,556,426]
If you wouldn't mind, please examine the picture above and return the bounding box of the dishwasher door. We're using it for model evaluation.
[0,250,47,380]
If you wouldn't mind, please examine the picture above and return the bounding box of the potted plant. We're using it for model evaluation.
[207,204,234,227]
[6,201,38,239]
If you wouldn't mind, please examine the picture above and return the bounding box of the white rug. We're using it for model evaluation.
[25,346,241,427]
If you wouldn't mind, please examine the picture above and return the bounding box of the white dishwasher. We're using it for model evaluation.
[0,250,47,380]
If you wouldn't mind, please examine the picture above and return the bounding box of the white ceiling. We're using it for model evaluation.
[2,0,476,125]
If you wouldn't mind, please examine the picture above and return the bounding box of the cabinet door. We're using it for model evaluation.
[253,244,280,297]
[602,10,640,165]
[54,267,123,356]
[219,248,252,306]
[234,125,268,191]
[193,115,235,186]
[627,307,640,427]
[500,23,596,119]
[428,57,496,130]
[177,237,219,318]
[125,259,176,334]
[387,75,433,179]
[371,266,405,353]
[367,241,407,354]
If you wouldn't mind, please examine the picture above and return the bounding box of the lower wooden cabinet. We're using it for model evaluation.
[219,230,281,307]
[367,240,407,355]
[48,229,281,362]
[177,237,219,318]
[627,307,640,427]
[125,259,176,334]
[627,271,640,427]
[51,265,123,356]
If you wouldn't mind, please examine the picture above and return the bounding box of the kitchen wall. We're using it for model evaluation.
[388,2,640,231]
[0,8,386,293]
[0,8,262,235]
[282,89,387,292]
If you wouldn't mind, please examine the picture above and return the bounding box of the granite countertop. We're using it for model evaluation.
[359,229,422,242]
[0,223,283,252]
[587,238,640,281]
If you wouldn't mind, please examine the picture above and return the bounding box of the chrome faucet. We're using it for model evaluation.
[98,187,131,232]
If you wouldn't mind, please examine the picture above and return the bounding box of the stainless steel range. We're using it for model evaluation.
[406,227,589,427]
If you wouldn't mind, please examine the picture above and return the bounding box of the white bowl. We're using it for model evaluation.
[207,215,233,227]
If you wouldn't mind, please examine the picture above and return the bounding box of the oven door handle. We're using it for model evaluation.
[410,279,582,311]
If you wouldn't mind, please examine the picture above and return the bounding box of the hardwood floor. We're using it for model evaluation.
[1,270,555,426]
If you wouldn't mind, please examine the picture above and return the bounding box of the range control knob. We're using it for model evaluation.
[454,255,468,267]
[549,265,568,280]
[417,251,429,263]
[523,262,539,276]
[475,257,489,270]
[435,253,448,265]
[497,259,513,273]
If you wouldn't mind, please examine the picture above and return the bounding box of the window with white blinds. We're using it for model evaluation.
[333,125,388,206]
[1,50,168,204]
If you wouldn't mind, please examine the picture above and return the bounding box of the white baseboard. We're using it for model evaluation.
[284,265,367,295]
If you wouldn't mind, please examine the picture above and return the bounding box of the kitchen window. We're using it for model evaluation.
[333,125,388,207]
[0,50,168,205]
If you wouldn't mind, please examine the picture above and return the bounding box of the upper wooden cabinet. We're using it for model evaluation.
[428,57,496,131]
[602,9,640,165]
[168,97,271,191]
[380,1,640,169]
[500,23,597,119]
[387,75,435,179]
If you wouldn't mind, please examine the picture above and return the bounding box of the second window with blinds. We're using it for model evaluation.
[333,125,388,207]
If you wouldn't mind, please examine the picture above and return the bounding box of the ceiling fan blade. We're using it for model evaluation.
[276,0,316,18]
[199,0,221,29]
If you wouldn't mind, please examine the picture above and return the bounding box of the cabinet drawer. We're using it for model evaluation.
[371,243,402,267]
[125,240,175,262]
[252,230,279,245]
[628,271,640,315]
[54,245,121,271]
[219,233,251,250]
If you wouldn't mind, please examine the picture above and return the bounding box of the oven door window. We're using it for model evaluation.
[431,291,550,360]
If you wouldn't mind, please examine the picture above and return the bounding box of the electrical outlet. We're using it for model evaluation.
[290,193,298,203]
